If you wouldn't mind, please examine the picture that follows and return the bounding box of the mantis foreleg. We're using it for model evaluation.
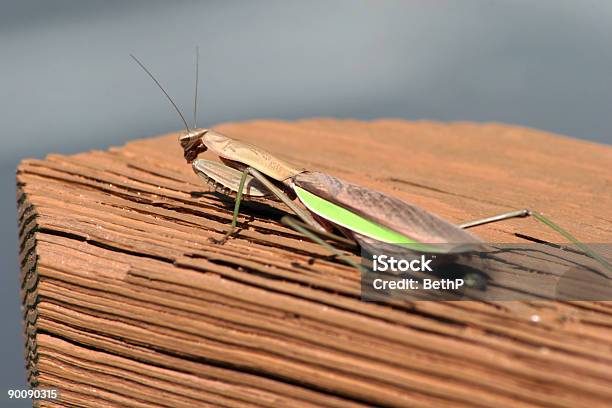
[209,167,249,244]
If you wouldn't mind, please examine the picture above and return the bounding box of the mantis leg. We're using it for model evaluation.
[281,216,366,272]
[458,209,530,229]
[460,209,612,275]
[210,166,327,244]
[247,168,327,232]
[280,216,358,249]
[529,211,612,275]
[209,167,249,244]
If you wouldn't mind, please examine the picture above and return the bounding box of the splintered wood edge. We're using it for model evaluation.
[16,119,612,407]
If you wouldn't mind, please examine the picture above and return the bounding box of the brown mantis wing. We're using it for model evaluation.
[293,171,485,248]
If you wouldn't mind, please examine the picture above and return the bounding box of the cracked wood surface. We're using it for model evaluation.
[16,119,612,407]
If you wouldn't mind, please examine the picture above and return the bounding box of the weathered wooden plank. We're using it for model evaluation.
[17,119,612,407]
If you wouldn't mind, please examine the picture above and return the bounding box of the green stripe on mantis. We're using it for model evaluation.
[294,186,446,253]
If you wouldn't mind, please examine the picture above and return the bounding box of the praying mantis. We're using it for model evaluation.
[131,52,612,277]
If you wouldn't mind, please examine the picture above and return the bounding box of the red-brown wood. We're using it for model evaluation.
[17,119,612,407]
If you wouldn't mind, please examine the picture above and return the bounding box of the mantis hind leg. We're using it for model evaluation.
[281,216,357,249]
[281,216,366,272]
[458,209,531,229]
[460,209,612,275]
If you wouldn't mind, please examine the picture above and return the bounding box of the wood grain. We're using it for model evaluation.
[17,119,612,407]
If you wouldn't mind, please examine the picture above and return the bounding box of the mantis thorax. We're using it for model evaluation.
[201,130,305,181]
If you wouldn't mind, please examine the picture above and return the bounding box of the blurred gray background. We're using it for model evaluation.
[1,1,611,406]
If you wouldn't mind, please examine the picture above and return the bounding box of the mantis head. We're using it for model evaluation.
[179,128,209,163]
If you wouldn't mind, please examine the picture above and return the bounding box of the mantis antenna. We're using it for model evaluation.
[130,54,191,133]
[193,46,200,129]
